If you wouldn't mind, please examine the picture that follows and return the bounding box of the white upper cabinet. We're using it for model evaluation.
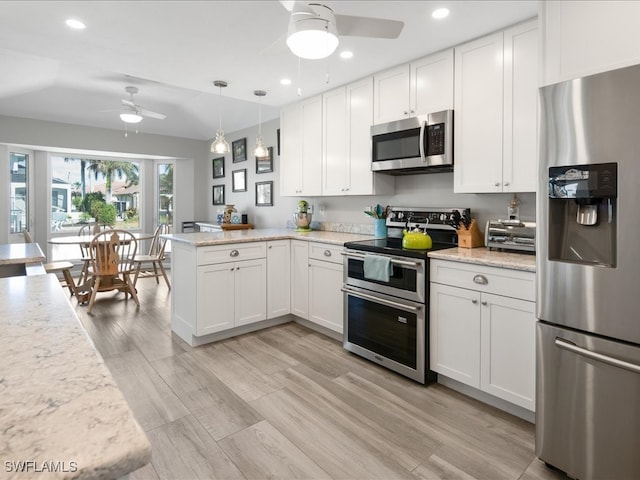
[280,95,323,196]
[542,1,640,85]
[373,48,454,125]
[454,20,538,193]
[323,78,394,196]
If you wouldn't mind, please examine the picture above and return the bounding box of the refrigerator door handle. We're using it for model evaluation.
[555,337,640,374]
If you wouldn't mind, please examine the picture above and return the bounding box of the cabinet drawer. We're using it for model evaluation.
[197,242,266,266]
[308,242,344,264]
[430,259,534,301]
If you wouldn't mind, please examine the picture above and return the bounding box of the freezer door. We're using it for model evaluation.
[536,322,640,480]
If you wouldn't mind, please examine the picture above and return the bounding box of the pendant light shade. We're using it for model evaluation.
[211,80,230,154]
[253,90,269,158]
[120,112,143,124]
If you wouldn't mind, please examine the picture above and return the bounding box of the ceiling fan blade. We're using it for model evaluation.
[122,99,136,107]
[138,108,166,120]
[335,14,404,39]
[279,0,296,12]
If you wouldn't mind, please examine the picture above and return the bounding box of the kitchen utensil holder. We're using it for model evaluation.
[374,218,387,238]
[457,219,485,248]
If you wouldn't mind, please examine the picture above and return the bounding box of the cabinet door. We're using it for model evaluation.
[480,293,536,411]
[503,21,538,193]
[234,258,267,327]
[300,95,323,196]
[308,258,344,333]
[290,240,309,319]
[267,240,291,318]
[280,103,302,196]
[454,32,505,193]
[196,262,235,335]
[346,77,376,195]
[411,49,454,116]
[373,64,410,124]
[430,283,481,388]
[322,86,348,195]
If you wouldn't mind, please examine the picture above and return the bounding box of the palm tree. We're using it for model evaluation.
[64,157,88,198]
[87,160,139,203]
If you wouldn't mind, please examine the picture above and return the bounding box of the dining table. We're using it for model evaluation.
[48,231,156,303]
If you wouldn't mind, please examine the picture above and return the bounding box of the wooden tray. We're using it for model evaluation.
[220,223,253,231]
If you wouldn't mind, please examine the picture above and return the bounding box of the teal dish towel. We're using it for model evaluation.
[363,254,393,282]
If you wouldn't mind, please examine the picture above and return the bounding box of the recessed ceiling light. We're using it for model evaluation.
[340,51,354,59]
[432,8,450,20]
[280,78,292,86]
[65,18,86,30]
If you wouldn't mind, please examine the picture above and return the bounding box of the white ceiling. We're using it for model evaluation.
[0,1,538,141]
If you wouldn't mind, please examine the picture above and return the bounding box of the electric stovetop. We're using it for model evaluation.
[344,235,457,260]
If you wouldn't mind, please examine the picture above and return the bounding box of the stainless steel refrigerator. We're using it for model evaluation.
[537,64,640,479]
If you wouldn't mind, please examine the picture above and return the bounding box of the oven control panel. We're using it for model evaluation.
[386,207,471,230]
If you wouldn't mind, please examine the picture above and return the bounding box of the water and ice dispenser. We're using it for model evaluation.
[548,162,617,267]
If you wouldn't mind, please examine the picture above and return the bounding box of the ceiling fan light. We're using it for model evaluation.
[120,112,143,124]
[211,129,230,154]
[287,18,339,59]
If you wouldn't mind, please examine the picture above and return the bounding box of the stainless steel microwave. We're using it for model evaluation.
[371,109,453,175]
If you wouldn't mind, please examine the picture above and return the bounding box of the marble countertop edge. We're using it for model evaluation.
[428,247,536,272]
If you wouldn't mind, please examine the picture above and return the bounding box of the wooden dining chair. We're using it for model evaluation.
[22,229,77,297]
[77,223,111,286]
[133,224,171,289]
[86,229,140,314]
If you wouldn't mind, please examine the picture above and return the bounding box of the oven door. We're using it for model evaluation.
[342,251,425,303]
[342,285,426,383]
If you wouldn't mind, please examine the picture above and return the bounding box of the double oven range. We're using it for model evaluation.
[342,207,469,384]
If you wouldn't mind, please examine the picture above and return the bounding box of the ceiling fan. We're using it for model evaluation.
[281,1,404,59]
[118,86,167,124]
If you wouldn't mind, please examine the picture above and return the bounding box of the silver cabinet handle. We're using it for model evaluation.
[555,338,640,374]
[324,249,332,257]
[230,249,239,257]
[481,300,487,306]
[473,274,488,285]
[341,287,421,312]
[268,245,272,249]
[494,182,500,187]
[504,181,510,186]
[472,299,478,304]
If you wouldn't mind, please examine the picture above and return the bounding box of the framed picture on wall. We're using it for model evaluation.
[277,128,280,156]
[256,147,273,174]
[232,168,247,192]
[255,180,273,206]
[212,157,225,178]
[212,185,225,205]
[232,138,246,163]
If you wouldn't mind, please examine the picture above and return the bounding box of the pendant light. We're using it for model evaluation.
[211,80,230,154]
[253,90,269,158]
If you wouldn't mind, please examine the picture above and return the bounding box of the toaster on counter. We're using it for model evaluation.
[485,220,536,253]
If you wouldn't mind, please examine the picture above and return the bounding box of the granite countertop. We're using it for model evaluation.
[163,228,373,247]
[0,243,46,265]
[0,274,151,479]
[428,247,536,272]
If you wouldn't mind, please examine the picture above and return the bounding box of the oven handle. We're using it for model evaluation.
[341,251,421,268]
[341,286,421,312]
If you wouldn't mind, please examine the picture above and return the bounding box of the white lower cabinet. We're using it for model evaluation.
[430,259,535,411]
[308,243,344,334]
[267,240,291,318]
[196,254,266,336]
[290,240,309,319]
[290,240,344,334]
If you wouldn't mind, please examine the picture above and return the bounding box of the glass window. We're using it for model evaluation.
[50,155,141,234]
[9,152,28,235]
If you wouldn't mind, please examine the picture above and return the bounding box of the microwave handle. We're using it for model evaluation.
[419,121,426,163]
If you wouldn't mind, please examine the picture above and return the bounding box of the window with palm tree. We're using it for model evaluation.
[51,155,142,233]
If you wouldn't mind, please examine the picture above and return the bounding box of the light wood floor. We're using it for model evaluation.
[73,276,568,480]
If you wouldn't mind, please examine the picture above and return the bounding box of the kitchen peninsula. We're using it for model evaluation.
[0,274,151,479]
[165,228,371,346]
